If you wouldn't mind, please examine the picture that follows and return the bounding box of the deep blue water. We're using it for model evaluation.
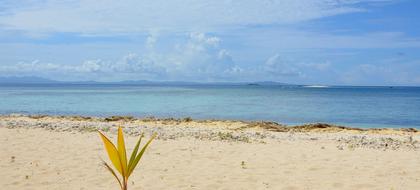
[1,84,419,128]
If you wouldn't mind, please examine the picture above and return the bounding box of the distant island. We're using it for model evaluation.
[0,76,57,84]
[0,76,292,86]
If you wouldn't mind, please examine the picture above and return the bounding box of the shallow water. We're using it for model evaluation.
[1,84,419,128]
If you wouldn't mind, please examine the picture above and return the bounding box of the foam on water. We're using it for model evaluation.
[304,85,329,88]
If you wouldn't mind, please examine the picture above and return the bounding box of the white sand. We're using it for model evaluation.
[1,126,420,190]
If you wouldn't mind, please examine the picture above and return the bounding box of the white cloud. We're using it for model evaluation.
[263,53,331,78]
[238,29,420,49]
[3,42,420,85]
[76,60,102,73]
[112,53,167,75]
[145,34,158,50]
[264,54,303,77]
[248,53,338,83]
[163,33,240,80]
[0,0,393,34]
[0,60,60,73]
[0,32,241,81]
[340,59,420,85]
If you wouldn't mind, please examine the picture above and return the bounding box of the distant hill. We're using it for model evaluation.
[0,76,292,86]
[246,81,290,86]
[116,80,292,86]
[0,76,58,84]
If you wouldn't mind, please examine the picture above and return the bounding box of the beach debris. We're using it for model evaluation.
[337,135,419,150]
[241,161,247,169]
[98,127,156,190]
[241,122,371,133]
[104,116,135,122]
[216,131,251,143]
[242,121,288,132]
[182,117,193,122]
[28,115,48,119]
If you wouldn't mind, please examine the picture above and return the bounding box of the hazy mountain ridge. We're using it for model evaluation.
[0,76,291,86]
[0,76,57,84]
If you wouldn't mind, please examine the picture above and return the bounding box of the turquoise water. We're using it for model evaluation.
[1,84,420,128]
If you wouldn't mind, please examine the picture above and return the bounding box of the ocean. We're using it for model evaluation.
[1,84,419,128]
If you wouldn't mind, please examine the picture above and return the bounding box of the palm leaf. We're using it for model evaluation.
[128,133,144,169]
[98,131,123,175]
[103,161,123,189]
[117,127,128,176]
[128,133,157,176]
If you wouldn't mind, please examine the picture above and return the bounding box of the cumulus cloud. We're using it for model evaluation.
[340,60,420,86]
[0,32,242,81]
[168,33,236,77]
[263,54,303,77]
[0,0,394,34]
[76,60,102,73]
[262,53,333,77]
[111,53,166,75]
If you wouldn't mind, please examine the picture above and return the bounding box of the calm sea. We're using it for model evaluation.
[1,84,419,128]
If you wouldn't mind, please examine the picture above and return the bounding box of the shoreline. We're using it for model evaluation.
[1,111,419,129]
[1,113,419,133]
[1,114,419,150]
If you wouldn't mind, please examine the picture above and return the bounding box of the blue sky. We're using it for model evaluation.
[0,0,420,85]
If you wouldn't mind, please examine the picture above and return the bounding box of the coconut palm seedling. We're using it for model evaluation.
[98,127,156,190]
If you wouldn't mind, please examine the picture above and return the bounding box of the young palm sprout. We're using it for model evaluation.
[98,127,156,190]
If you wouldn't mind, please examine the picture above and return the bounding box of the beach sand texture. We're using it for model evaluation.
[1,115,420,189]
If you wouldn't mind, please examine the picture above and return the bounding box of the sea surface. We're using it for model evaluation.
[1,84,420,128]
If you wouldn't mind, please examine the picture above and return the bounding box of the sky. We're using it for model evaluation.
[0,0,420,85]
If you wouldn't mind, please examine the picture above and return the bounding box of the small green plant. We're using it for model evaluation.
[98,127,156,190]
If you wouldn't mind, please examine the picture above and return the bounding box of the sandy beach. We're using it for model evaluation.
[4,0,420,189]
[1,115,420,189]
